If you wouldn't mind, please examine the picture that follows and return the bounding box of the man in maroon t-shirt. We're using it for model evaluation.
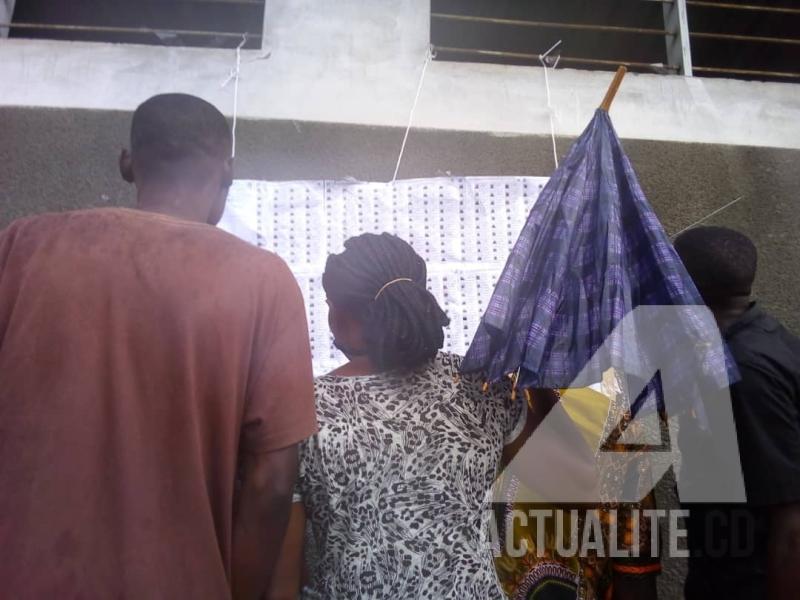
[0,94,317,599]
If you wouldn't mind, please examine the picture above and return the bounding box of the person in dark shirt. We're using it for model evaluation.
[675,226,800,599]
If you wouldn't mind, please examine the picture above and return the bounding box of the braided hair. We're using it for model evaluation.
[322,233,450,371]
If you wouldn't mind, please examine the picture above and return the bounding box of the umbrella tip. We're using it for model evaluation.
[599,66,627,112]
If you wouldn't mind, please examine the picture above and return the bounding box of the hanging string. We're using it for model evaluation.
[221,34,249,158]
[506,41,563,398]
[539,40,562,170]
[670,195,745,238]
[391,45,434,183]
[231,34,247,158]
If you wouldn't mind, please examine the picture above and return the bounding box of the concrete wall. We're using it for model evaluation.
[1,0,800,149]
[2,106,797,333]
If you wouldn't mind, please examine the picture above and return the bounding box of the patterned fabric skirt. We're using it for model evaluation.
[494,387,661,600]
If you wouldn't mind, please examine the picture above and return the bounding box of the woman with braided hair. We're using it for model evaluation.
[322,231,450,374]
[268,232,593,599]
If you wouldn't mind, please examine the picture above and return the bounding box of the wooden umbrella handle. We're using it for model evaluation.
[599,66,628,112]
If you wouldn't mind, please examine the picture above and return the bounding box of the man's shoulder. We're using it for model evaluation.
[3,207,189,237]
[1,209,74,234]
[0,210,101,252]
[730,309,800,378]
[2,207,291,277]
[214,233,293,282]
[200,229,300,300]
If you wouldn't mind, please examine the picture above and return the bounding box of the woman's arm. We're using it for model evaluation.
[265,502,306,600]
[501,389,560,467]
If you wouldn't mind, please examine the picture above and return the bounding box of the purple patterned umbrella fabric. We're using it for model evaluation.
[461,109,732,417]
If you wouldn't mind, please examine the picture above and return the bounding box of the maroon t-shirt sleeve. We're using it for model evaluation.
[0,220,24,341]
[0,220,20,270]
[240,259,317,454]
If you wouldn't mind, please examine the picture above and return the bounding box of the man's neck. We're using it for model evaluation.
[328,356,379,377]
[135,184,212,224]
[711,296,753,332]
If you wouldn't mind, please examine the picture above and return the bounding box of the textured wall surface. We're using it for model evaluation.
[2,106,799,599]
[3,106,797,331]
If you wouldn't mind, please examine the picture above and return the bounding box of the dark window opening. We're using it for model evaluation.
[431,0,800,84]
[431,0,673,75]
[688,0,800,82]
[9,0,264,49]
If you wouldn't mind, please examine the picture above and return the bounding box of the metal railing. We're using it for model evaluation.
[1,21,261,40]
[431,13,671,38]
[431,8,690,76]
[432,0,800,82]
[433,46,680,74]
[693,65,800,80]
[188,0,262,4]
[652,0,800,16]
[690,31,800,46]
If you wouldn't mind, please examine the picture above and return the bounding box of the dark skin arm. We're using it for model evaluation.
[501,389,557,467]
[232,445,299,600]
[768,502,800,598]
[266,502,306,600]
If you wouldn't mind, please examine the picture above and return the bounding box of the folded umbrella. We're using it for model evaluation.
[461,71,732,420]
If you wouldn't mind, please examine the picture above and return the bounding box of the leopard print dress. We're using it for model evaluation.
[294,352,526,599]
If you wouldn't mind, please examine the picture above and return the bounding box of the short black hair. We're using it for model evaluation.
[674,226,757,302]
[323,233,450,371]
[130,93,232,178]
